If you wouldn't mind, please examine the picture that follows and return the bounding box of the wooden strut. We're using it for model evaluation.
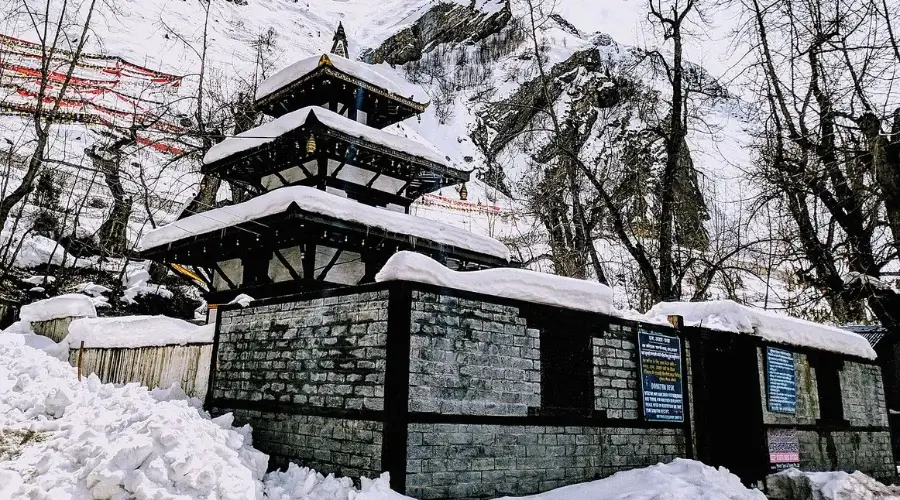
[77,341,85,381]
[273,170,291,187]
[317,249,344,281]
[273,248,302,280]
[212,262,238,290]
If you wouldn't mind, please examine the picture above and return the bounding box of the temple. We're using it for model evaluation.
[139,29,509,305]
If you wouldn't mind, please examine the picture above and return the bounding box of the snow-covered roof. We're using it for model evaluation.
[20,293,98,323]
[65,316,213,348]
[255,53,429,106]
[375,251,613,315]
[139,186,510,261]
[203,106,449,167]
[645,300,876,360]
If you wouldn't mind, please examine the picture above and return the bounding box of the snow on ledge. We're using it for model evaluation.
[139,186,510,261]
[20,293,97,323]
[375,251,613,315]
[203,106,449,167]
[645,300,876,360]
[65,315,213,349]
[256,53,428,105]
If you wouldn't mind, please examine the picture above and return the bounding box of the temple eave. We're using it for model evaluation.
[140,201,509,269]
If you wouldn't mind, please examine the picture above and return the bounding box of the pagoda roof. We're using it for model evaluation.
[202,106,467,204]
[255,54,428,119]
[139,186,510,264]
[205,106,447,167]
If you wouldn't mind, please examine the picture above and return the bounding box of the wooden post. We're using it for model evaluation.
[77,340,84,381]
[667,314,684,329]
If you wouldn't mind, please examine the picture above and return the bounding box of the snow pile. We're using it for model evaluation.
[498,459,765,500]
[204,106,449,166]
[0,320,68,360]
[0,335,268,499]
[263,465,410,500]
[22,275,55,285]
[65,316,214,349]
[228,294,256,308]
[644,300,876,360]
[122,268,174,305]
[768,468,900,500]
[256,53,428,105]
[19,293,98,322]
[376,251,614,315]
[2,233,74,269]
[140,186,510,261]
[0,333,414,500]
[75,282,113,297]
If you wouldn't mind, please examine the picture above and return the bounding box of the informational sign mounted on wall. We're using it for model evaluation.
[767,428,800,471]
[766,347,797,414]
[638,329,684,422]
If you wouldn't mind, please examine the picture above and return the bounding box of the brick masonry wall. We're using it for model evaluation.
[407,292,541,416]
[220,407,383,478]
[797,430,894,481]
[214,291,389,410]
[592,323,640,419]
[406,423,686,499]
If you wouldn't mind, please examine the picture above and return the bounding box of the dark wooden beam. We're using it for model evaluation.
[273,248,302,280]
[317,249,344,281]
[366,167,385,188]
[212,262,238,290]
[329,160,347,179]
[273,171,290,187]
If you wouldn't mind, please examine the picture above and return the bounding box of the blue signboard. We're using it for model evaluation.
[766,347,796,414]
[638,329,684,422]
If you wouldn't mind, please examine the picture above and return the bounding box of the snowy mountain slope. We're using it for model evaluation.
[0,0,802,312]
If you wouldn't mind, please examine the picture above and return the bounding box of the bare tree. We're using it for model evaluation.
[744,0,900,327]
[0,0,100,232]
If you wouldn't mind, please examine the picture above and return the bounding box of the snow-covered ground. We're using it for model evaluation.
[1,321,896,499]
[0,334,406,500]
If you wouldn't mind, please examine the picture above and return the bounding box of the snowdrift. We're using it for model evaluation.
[376,251,614,314]
[496,459,767,500]
[0,335,406,500]
[645,300,876,360]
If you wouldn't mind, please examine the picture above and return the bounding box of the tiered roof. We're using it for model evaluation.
[141,26,508,301]
[202,106,466,206]
[255,53,428,127]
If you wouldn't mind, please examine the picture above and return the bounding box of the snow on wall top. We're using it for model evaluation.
[19,294,97,323]
[203,106,449,167]
[375,251,613,315]
[65,316,213,348]
[645,300,877,360]
[139,186,510,261]
[255,53,429,105]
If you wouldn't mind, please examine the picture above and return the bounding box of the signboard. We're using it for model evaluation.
[638,329,684,422]
[767,428,800,471]
[766,347,797,414]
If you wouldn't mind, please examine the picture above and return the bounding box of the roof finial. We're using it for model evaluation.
[331,22,348,58]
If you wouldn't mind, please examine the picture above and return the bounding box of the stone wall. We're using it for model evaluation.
[841,361,889,428]
[226,408,384,478]
[214,291,388,409]
[406,423,686,499]
[408,291,541,415]
[592,323,640,420]
[403,292,689,499]
[756,348,893,481]
[211,290,390,479]
[797,430,893,481]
